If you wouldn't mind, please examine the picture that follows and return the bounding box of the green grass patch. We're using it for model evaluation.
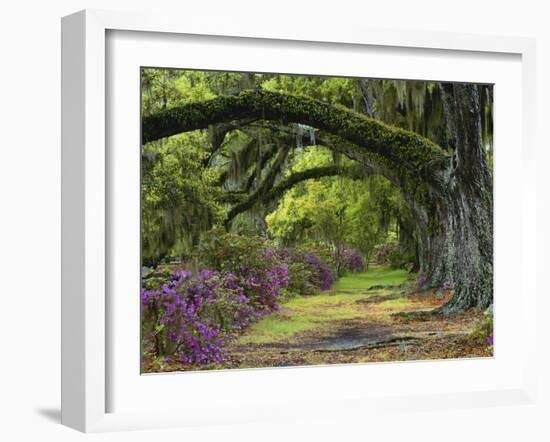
[287,296,367,320]
[378,297,411,308]
[236,266,412,345]
[238,294,369,344]
[238,316,317,344]
[334,266,409,291]
[286,293,364,306]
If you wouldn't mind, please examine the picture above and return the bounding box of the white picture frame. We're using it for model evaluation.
[61,9,537,433]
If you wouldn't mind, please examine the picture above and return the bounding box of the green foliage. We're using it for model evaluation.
[141,267,173,290]
[197,227,269,273]
[265,173,350,271]
[333,265,408,291]
[469,312,493,346]
[345,176,400,266]
[373,239,415,270]
[262,75,361,109]
[266,146,405,273]
[283,261,316,296]
[141,134,223,266]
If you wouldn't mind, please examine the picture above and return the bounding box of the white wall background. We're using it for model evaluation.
[0,1,548,441]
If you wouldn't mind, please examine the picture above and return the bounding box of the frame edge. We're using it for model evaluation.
[62,9,108,433]
[61,9,87,432]
[61,7,538,432]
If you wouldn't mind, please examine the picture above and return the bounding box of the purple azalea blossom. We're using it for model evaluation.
[141,255,290,365]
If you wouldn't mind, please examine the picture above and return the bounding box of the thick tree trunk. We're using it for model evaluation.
[437,190,492,312]
[419,84,493,312]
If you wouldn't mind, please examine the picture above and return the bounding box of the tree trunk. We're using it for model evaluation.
[419,84,493,312]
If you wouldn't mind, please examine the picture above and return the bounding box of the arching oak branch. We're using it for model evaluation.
[225,164,366,226]
[142,90,449,177]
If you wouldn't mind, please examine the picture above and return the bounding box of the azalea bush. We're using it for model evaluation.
[290,243,363,277]
[142,231,342,366]
[199,229,332,295]
[299,252,335,291]
[198,230,291,310]
[141,271,225,365]
[283,260,316,296]
[340,247,363,273]
[141,264,289,365]
[280,248,335,294]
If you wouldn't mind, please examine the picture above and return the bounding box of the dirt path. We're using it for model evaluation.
[218,269,491,369]
[161,267,492,372]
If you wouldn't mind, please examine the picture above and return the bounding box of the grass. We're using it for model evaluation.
[333,265,409,291]
[378,297,411,308]
[238,316,317,344]
[239,294,367,344]
[286,294,367,320]
[236,266,410,345]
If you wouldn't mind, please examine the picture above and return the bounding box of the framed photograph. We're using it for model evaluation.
[61,9,537,432]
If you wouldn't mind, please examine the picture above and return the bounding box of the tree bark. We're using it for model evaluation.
[430,84,493,311]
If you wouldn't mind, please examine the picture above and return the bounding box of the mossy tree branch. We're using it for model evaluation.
[225,164,367,226]
[142,90,450,181]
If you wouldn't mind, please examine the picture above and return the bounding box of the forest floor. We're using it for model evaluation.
[160,266,492,372]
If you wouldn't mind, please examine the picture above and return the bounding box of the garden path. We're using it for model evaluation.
[217,267,490,368]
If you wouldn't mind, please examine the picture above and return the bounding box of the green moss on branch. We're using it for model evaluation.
[142,90,449,176]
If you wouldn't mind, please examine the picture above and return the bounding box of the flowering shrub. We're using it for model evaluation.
[340,247,363,273]
[141,271,225,365]
[300,252,335,290]
[280,248,335,294]
[141,258,289,366]
[199,231,290,312]
[298,243,335,269]
[292,243,363,276]
[237,260,290,313]
[284,261,316,296]
[142,231,342,367]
